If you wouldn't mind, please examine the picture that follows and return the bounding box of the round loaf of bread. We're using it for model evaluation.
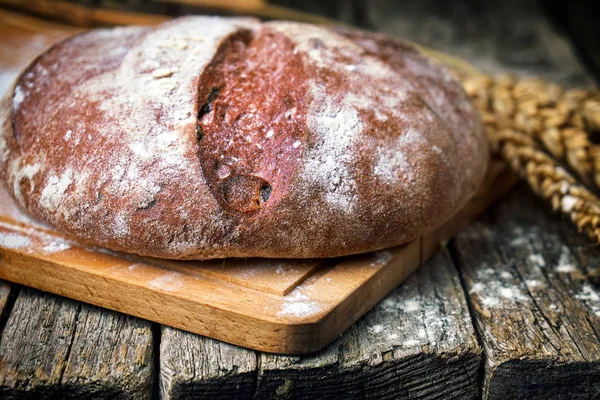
[0,17,488,259]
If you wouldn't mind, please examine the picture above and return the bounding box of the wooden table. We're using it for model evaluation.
[0,1,599,399]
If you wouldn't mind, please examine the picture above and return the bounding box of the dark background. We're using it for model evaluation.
[3,0,598,84]
[281,0,600,83]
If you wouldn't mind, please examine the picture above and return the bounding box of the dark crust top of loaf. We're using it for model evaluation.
[0,16,488,259]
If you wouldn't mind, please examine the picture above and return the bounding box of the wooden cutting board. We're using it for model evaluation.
[0,160,515,354]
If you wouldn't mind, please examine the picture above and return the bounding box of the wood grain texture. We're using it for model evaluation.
[160,328,258,399]
[453,187,600,400]
[0,288,154,399]
[160,249,482,399]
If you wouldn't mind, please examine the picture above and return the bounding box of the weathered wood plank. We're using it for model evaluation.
[160,249,481,399]
[0,288,154,399]
[159,328,258,399]
[60,305,155,399]
[453,186,600,400]
[366,0,595,87]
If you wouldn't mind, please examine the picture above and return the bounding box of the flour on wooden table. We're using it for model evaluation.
[368,324,385,334]
[509,236,528,247]
[398,299,420,312]
[469,266,529,309]
[528,253,546,268]
[402,339,421,347]
[575,284,600,317]
[525,279,543,288]
[277,289,321,318]
[554,246,577,273]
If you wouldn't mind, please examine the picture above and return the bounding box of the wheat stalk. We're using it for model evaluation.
[461,74,600,243]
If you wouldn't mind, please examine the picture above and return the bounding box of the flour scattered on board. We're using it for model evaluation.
[0,233,30,249]
[147,272,184,292]
[370,249,394,266]
[152,67,177,79]
[277,290,321,318]
[42,241,71,253]
[129,263,143,271]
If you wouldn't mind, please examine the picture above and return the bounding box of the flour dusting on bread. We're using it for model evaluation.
[304,82,362,212]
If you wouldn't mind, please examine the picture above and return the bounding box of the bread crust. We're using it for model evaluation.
[0,17,488,259]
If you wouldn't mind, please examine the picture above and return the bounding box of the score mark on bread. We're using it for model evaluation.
[196,27,307,214]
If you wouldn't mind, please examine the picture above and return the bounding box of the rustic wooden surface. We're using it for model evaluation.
[454,188,600,400]
[160,250,481,400]
[0,288,154,399]
[0,0,599,399]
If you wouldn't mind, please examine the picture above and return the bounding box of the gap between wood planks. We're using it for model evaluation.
[151,322,162,400]
[0,282,19,341]
[447,240,487,399]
